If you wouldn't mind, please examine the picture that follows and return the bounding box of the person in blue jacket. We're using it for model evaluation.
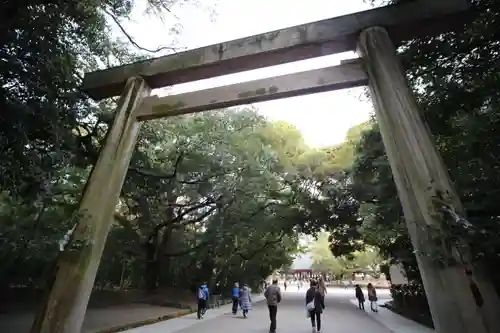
[197,282,210,319]
[232,282,240,315]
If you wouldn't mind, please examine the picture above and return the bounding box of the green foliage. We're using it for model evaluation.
[311,233,346,277]
[109,109,307,291]
[0,0,188,198]
[310,232,383,278]
[0,103,351,292]
[7,0,500,319]
[0,1,122,197]
[346,0,500,286]
[322,121,371,172]
[0,0,374,296]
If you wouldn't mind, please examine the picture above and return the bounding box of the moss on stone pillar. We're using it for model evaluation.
[358,26,500,333]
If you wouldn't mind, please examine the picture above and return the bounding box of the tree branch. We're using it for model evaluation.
[102,7,183,53]
[179,167,245,185]
[172,195,223,223]
[128,151,184,180]
[237,201,282,222]
[128,167,176,179]
[236,233,286,261]
[149,195,223,238]
[163,241,209,257]
[173,206,218,229]
[113,213,141,235]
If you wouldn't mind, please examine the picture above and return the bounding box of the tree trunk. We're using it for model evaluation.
[119,260,126,288]
[157,226,174,286]
[358,26,500,333]
[157,194,176,287]
[31,77,150,333]
[138,196,159,291]
[145,236,159,291]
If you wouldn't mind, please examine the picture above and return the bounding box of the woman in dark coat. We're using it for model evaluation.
[355,284,365,310]
[305,280,325,333]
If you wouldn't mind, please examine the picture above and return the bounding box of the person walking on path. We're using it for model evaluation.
[197,282,209,319]
[367,283,378,312]
[232,282,240,315]
[305,280,325,333]
[355,284,365,310]
[317,278,327,303]
[212,282,221,308]
[239,283,252,318]
[264,279,282,333]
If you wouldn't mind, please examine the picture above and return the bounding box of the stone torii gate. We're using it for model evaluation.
[32,1,500,333]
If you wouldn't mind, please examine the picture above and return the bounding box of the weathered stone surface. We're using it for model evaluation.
[31,77,151,333]
[83,0,470,100]
[135,61,367,121]
[358,26,500,333]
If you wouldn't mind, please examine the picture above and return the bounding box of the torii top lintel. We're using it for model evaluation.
[83,0,470,100]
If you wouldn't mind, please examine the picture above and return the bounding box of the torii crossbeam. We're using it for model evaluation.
[33,2,500,333]
[83,0,468,100]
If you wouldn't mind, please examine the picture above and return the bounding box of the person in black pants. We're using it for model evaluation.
[197,282,209,319]
[212,282,221,308]
[268,304,278,332]
[355,284,365,310]
[305,280,325,333]
[197,298,207,319]
[264,279,282,333]
[232,282,240,315]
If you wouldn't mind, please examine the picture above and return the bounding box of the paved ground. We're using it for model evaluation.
[0,304,183,333]
[348,299,434,333]
[123,287,413,333]
[1,287,433,333]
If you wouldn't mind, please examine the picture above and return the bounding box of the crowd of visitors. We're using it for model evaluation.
[196,280,254,320]
[196,277,379,333]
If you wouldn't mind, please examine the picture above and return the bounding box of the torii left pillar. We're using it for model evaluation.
[31,77,150,333]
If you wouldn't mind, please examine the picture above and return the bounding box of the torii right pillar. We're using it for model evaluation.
[358,27,500,333]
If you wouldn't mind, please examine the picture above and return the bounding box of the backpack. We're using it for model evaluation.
[198,287,205,300]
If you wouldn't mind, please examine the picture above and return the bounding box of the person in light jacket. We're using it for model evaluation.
[305,280,325,333]
[317,277,327,302]
[239,283,252,318]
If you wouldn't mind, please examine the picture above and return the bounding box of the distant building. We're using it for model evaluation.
[289,253,313,278]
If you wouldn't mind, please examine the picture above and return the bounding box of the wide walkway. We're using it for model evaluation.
[124,287,407,333]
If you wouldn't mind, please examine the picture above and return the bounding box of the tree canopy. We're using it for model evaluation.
[3,0,500,328]
[310,232,383,278]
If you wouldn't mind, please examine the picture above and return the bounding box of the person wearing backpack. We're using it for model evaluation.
[264,279,282,333]
[305,280,325,333]
[197,282,209,319]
